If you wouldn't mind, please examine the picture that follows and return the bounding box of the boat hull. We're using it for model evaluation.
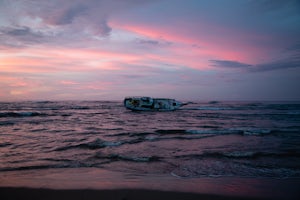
[124,97,183,111]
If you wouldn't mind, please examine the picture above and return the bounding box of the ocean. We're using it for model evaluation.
[1,100,300,199]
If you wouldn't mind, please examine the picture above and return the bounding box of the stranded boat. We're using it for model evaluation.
[124,96,186,111]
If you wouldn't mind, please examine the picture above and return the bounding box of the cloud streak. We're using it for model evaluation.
[210,60,252,69]
[211,42,300,72]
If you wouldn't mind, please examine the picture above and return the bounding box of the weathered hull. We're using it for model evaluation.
[124,97,183,111]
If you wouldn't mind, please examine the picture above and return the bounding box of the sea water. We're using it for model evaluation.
[0,101,300,197]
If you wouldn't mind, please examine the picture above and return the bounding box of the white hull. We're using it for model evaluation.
[124,97,184,111]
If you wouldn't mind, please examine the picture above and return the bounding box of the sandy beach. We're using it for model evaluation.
[1,168,299,200]
[0,187,267,200]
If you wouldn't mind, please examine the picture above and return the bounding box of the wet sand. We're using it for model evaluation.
[1,168,299,200]
[0,187,266,200]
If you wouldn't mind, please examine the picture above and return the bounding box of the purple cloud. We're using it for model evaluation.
[0,26,45,48]
[45,4,88,25]
[210,60,252,69]
[211,42,300,72]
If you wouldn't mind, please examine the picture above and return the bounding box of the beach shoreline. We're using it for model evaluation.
[0,187,269,200]
[1,168,299,200]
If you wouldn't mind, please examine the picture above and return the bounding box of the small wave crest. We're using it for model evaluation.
[111,128,294,141]
[186,128,276,136]
[185,129,243,135]
[94,153,161,162]
[0,121,14,126]
[0,142,13,148]
[0,165,56,172]
[0,161,95,172]
[171,150,300,178]
[54,138,123,151]
[170,163,300,178]
[174,151,258,160]
[125,128,277,138]
[0,111,46,118]
[176,150,300,161]
[181,106,232,111]
[242,129,272,135]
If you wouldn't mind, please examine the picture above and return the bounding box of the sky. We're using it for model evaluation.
[0,0,300,101]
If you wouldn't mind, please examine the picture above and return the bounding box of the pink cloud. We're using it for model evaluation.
[0,46,142,74]
[60,80,78,85]
[110,20,270,66]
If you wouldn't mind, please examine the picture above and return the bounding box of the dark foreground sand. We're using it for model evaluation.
[0,187,267,200]
[1,169,299,200]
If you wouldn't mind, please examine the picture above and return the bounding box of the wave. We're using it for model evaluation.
[94,153,161,162]
[0,111,46,118]
[155,129,243,135]
[54,138,123,151]
[156,128,273,136]
[0,121,14,126]
[0,164,62,172]
[0,142,12,148]
[175,150,300,160]
[185,129,242,135]
[170,150,300,178]
[110,128,298,141]
[185,128,299,136]
[155,129,187,134]
[170,165,300,179]
[0,155,160,172]
[68,106,91,110]
[181,106,232,111]
[0,162,96,172]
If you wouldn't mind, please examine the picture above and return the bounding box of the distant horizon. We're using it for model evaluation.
[1,0,299,101]
[1,97,300,103]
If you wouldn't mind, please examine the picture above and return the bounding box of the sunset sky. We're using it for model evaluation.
[1,0,299,101]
